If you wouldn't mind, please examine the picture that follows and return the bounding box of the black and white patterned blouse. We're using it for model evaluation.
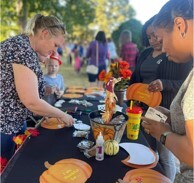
[0,34,45,134]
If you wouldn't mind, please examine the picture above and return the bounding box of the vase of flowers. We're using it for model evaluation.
[114,90,125,106]
[99,59,132,106]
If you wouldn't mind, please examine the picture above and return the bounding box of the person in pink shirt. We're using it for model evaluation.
[119,30,139,71]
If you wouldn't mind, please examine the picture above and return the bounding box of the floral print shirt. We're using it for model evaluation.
[0,34,45,134]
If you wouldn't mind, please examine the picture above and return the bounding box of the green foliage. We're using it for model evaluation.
[0,0,142,45]
[0,0,21,41]
[90,0,136,37]
[61,0,95,41]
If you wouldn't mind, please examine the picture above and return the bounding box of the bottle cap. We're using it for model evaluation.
[97,132,104,141]
[126,106,143,114]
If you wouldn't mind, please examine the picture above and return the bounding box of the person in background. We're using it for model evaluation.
[107,37,118,63]
[141,0,194,182]
[78,42,84,62]
[0,14,74,161]
[82,41,88,66]
[43,53,66,105]
[86,31,109,87]
[57,46,63,56]
[73,47,82,74]
[119,30,139,71]
[65,41,74,65]
[130,15,192,182]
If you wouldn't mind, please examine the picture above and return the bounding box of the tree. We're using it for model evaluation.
[89,0,135,37]
[0,0,138,43]
[0,0,95,42]
[60,0,95,41]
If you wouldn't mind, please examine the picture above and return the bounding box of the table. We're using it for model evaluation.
[1,96,164,183]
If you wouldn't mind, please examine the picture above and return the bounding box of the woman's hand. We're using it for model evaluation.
[44,86,56,96]
[59,113,74,127]
[54,88,64,99]
[141,116,172,140]
[148,79,163,92]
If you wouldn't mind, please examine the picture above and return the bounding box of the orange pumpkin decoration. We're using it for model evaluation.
[93,126,114,141]
[66,89,86,94]
[63,93,83,99]
[39,158,92,183]
[67,86,85,90]
[123,168,171,183]
[126,83,162,107]
[41,118,65,129]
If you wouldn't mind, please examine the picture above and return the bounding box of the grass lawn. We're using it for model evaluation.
[42,59,90,88]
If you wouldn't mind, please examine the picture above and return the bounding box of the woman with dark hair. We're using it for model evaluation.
[141,0,193,182]
[129,14,192,181]
[130,15,192,110]
[141,15,157,47]
[86,31,109,86]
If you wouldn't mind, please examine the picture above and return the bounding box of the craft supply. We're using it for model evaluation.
[126,83,162,107]
[95,132,104,161]
[77,140,94,150]
[39,159,92,183]
[83,145,97,158]
[145,107,167,123]
[41,118,65,129]
[73,130,90,138]
[73,123,91,131]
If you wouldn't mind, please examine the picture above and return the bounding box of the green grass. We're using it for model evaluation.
[42,59,90,88]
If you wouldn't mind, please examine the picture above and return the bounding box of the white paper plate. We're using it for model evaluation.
[54,100,65,107]
[119,143,156,165]
[54,103,62,107]
[73,123,90,131]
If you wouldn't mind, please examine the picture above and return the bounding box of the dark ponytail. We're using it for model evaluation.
[153,0,193,31]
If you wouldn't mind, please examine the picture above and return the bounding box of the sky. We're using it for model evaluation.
[129,0,169,24]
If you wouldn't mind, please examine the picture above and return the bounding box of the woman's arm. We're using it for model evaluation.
[164,120,193,166]
[13,64,74,126]
[141,117,194,166]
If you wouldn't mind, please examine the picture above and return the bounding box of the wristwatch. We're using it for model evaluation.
[160,131,173,145]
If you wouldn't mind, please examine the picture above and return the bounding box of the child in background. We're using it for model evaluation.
[43,53,66,105]
[74,48,81,74]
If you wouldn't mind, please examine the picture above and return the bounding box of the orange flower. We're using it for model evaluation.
[98,70,106,81]
[120,69,132,78]
[99,60,132,90]
[13,134,27,145]
[119,61,130,70]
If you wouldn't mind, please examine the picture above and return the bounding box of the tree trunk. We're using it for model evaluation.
[16,0,28,32]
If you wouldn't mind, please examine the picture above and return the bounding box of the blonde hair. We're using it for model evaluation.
[24,14,65,36]
[120,30,132,45]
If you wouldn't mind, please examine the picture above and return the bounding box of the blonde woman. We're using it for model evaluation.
[0,14,74,160]
[119,30,139,71]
